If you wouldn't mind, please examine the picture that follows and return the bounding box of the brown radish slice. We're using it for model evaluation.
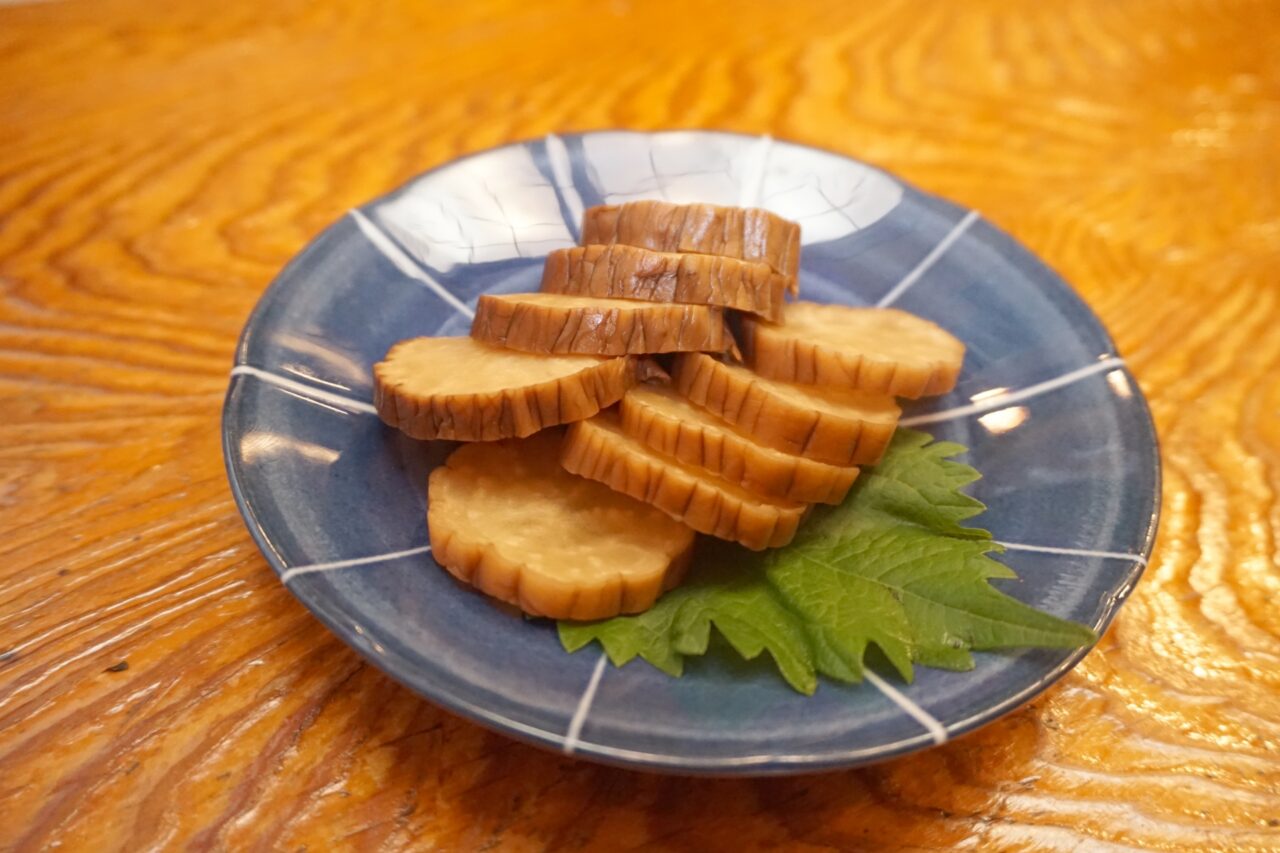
[741,302,965,398]
[471,292,734,356]
[429,430,695,620]
[561,412,806,551]
[374,336,636,441]
[582,200,800,292]
[620,384,859,505]
[540,243,787,321]
[673,353,900,467]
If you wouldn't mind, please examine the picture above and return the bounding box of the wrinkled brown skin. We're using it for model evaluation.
[374,346,637,441]
[673,353,899,467]
[621,386,859,504]
[428,433,695,620]
[433,526,693,621]
[582,201,801,294]
[740,309,964,398]
[472,293,735,355]
[541,243,788,321]
[561,414,806,551]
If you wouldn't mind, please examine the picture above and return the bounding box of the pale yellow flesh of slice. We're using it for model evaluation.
[742,301,965,398]
[429,430,695,620]
[374,336,635,441]
[472,292,734,356]
[621,385,859,505]
[540,243,787,321]
[561,413,806,551]
[582,200,801,288]
[673,353,900,467]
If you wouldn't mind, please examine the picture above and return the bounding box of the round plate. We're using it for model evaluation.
[222,130,1159,775]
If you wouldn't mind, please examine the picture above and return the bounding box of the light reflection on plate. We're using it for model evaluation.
[222,131,1159,775]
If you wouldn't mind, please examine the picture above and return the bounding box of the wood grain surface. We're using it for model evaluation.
[2,0,1279,849]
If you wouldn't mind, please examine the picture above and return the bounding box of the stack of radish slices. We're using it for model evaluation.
[374,200,964,621]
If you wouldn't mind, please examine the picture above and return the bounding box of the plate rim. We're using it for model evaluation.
[221,128,1162,775]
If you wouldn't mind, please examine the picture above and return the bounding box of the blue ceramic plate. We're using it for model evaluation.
[222,130,1159,774]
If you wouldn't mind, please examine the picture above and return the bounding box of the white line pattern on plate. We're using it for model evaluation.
[349,209,476,319]
[876,209,980,308]
[995,540,1149,565]
[899,357,1127,426]
[230,365,378,415]
[563,652,609,755]
[738,134,774,209]
[864,670,949,745]
[217,131,1158,775]
[279,545,434,583]
[545,133,585,239]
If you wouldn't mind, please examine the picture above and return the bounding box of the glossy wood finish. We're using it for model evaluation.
[2,1,1278,849]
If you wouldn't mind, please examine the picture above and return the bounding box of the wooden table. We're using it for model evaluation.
[3,1,1278,849]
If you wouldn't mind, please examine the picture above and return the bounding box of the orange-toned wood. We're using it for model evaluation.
[2,0,1278,849]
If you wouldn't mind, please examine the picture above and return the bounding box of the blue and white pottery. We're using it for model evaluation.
[222,130,1160,775]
